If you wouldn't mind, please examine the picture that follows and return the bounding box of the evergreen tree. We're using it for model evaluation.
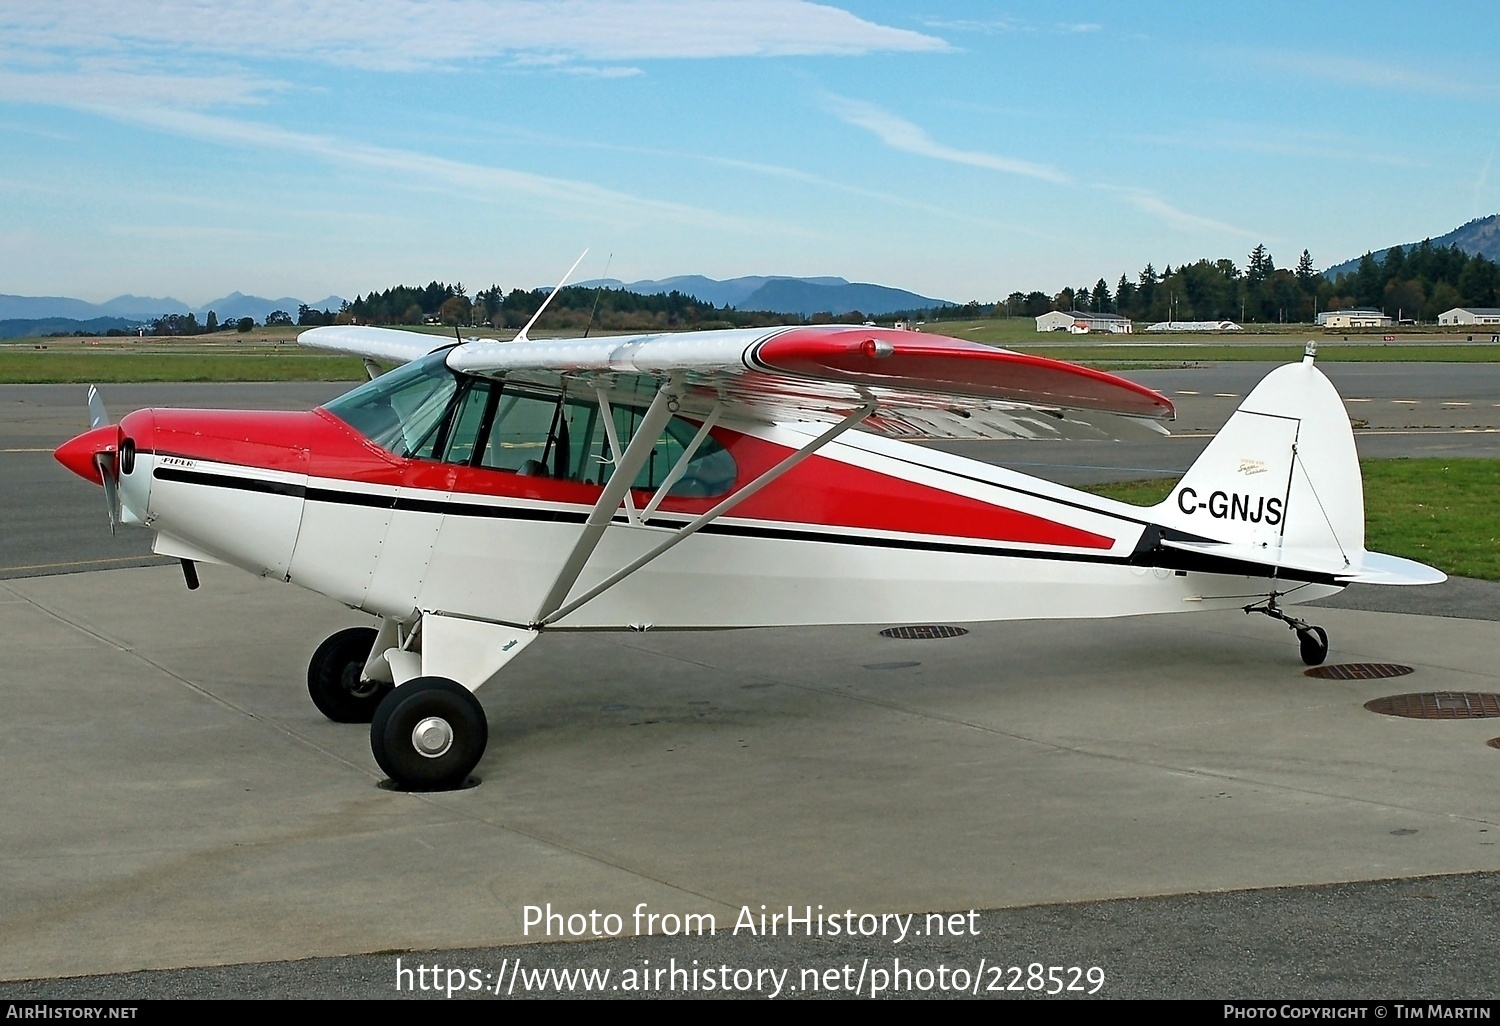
[1294,250,1317,288]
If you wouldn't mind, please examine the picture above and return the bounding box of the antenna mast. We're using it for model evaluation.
[514,250,588,343]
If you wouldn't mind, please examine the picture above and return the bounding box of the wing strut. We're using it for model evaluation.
[532,384,678,621]
[640,402,722,521]
[535,400,877,628]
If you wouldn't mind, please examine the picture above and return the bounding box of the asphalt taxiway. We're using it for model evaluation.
[1,366,1497,998]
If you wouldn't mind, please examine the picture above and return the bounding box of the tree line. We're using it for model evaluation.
[340,281,804,332]
[987,240,1498,325]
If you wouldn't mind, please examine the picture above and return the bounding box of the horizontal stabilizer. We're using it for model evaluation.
[1160,539,1446,585]
[1161,537,1353,577]
[1339,552,1448,586]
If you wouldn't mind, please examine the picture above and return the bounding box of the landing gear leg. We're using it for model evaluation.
[1244,593,1329,666]
[365,614,538,789]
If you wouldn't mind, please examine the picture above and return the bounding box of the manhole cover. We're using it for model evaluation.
[1305,663,1415,680]
[1365,692,1500,719]
[879,625,969,640]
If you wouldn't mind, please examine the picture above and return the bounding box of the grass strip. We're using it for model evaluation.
[0,352,365,383]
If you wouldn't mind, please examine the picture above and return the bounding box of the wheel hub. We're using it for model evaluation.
[343,666,381,699]
[411,716,454,759]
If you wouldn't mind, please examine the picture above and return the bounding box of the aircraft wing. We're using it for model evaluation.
[299,325,454,366]
[444,325,1175,441]
[302,323,1173,440]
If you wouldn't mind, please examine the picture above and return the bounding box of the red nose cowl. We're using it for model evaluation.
[54,425,119,485]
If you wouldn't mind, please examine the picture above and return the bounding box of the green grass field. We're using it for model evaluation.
[0,350,365,383]
[1084,459,1500,581]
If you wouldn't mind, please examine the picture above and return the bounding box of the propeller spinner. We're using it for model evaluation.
[55,385,124,533]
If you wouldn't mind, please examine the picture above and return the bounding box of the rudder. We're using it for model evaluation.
[1154,354,1365,567]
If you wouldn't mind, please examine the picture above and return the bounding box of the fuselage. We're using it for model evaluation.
[55,361,1341,629]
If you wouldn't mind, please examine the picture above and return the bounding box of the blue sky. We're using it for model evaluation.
[2,1,1497,306]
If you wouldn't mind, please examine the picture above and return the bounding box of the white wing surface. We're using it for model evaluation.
[303,323,1174,441]
[299,325,454,366]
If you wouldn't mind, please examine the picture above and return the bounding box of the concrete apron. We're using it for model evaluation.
[1,564,1496,981]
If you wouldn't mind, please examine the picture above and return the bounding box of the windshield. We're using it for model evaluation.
[323,351,458,457]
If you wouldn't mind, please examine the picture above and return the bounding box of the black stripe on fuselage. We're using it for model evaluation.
[150,465,1335,584]
[152,466,589,523]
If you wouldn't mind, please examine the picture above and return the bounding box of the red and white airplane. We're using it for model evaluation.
[55,320,1444,790]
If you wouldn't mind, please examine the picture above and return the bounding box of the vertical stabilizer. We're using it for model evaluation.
[1154,358,1364,570]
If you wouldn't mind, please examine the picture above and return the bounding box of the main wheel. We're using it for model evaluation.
[370,677,488,791]
[1298,625,1329,667]
[308,626,389,723]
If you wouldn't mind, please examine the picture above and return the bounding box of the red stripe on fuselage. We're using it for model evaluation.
[138,407,1114,550]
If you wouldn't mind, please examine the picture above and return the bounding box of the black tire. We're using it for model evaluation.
[1298,625,1329,667]
[307,626,388,723]
[370,677,488,791]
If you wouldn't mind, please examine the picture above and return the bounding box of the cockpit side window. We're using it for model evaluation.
[326,359,735,497]
[440,379,497,466]
[478,391,568,476]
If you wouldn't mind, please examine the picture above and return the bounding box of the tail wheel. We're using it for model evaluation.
[1297,625,1329,667]
[307,626,388,723]
[370,677,488,790]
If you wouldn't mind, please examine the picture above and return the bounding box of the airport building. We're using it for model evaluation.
[1035,310,1134,333]
[1436,307,1500,326]
[1316,309,1392,329]
[1144,320,1243,332]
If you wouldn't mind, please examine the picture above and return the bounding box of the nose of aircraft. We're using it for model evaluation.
[54,424,119,485]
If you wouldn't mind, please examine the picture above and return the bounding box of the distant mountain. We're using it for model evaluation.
[0,295,140,321]
[0,292,347,325]
[196,292,346,323]
[1324,214,1500,279]
[575,274,950,316]
[738,279,949,317]
[0,316,142,340]
[96,294,192,319]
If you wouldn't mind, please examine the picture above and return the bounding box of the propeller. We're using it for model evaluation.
[86,385,122,534]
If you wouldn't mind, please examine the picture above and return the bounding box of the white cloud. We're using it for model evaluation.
[922,17,1102,36]
[95,106,800,237]
[823,94,1070,184]
[3,1,947,72]
[0,62,284,109]
[822,95,1266,239]
[1120,123,1430,170]
[1252,51,1486,97]
[1109,190,1265,240]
